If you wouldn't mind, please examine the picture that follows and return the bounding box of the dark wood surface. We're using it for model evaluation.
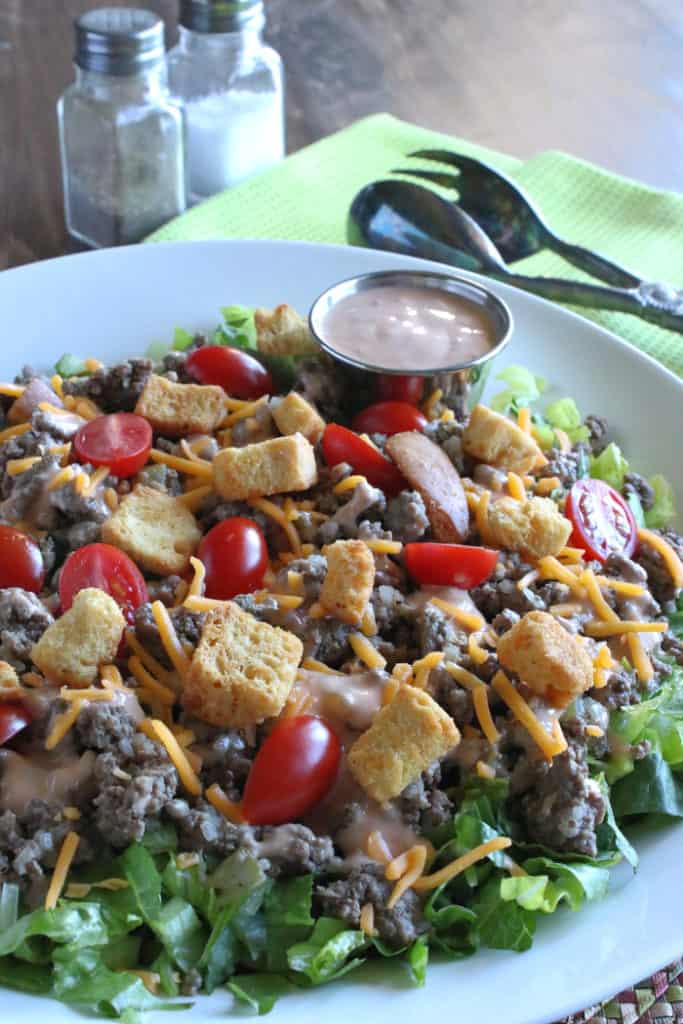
[2,0,683,269]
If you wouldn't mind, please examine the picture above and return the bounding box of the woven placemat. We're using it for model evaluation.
[557,959,683,1024]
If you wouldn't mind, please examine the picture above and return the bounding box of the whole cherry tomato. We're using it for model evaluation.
[377,374,424,405]
[0,703,33,746]
[566,479,638,563]
[59,543,149,623]
[242,715,341,825]
[321,424,406,497]
[404,542,499,588]
[198,517,268,600]
[186,345,273,399]
[73,413,152,478]
[0,525,45,592]
[352,401,427,437]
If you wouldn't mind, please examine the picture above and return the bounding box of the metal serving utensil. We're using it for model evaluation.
[347,179,683,333]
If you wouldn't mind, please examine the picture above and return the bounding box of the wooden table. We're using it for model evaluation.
[2,0,683,269]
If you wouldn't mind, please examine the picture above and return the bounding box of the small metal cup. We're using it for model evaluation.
[308,269,513,411]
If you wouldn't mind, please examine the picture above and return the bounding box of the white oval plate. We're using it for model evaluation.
[1,240,681,1024]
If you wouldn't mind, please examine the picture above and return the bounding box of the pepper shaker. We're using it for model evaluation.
[57,8,186,248]
[167,0,284,204]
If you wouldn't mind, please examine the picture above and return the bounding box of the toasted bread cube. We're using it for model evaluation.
[135,374,225,437]
[255,304,318,356]
[483,496,571,561]
[348,685,459,803]
[213,433,318,500]
[319,539,375,625]
[102,485,201,574]
[31,588,125,689]
[463,404,543,473]
[497,610,593,705]
[272,392,325,444]
[0,661,21,697]
[183,602,302,727]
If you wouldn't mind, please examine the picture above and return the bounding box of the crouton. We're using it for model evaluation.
[497,610,593,706]
[255,304,318,356]
[272,391,325,444]
[463,404,543,473]
[319,539,375,625]
[348,685,460,803]
[213,433,318,500]
[102,485,201,575]
[183,602,302,727]
[0,661,21,698]
[31,588,125,689]
[483,496,571,561]
[135,374,225,437]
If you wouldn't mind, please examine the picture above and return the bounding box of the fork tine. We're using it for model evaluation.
[391,168,462,191]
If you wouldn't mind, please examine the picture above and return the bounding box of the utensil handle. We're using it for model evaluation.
[552,239,641,289]
[501,273,683,333]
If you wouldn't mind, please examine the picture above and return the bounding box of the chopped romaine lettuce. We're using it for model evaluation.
[590,442,629,490]
[287,918,367,984]
[644,474,677,528]
[490,364,546,413]
[213,305,258,351]
[54,353,87,377]
[173,327,194,351]
[544,397,591,444]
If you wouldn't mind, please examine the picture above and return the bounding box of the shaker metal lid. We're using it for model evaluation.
[179,0,265,33]
[75,8,166,75]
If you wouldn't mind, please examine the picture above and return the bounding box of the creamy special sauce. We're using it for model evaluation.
[322,284,495,370]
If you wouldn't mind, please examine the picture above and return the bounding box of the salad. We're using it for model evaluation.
[0,303,681,1020]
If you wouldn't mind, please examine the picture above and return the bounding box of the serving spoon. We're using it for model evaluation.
[347,179,683,333]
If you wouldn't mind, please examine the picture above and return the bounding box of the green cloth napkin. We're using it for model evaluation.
[149,113,683,377]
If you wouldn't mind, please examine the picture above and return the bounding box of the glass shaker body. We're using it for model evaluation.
[167,20,284,204]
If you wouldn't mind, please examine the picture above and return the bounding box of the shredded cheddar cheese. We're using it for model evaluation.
[333,474,367,495]
[549,602,587,618]
[45,831,80,910]
[585,619,667,637]
[82,465,109,496]
[586,725,604,738]
[558,546,585,563]
[476,760,495,780]
[125,630,176,687]
[104,487,119,511]
[554,428,571,452]
[73,470,89,496]
[468,632,490,666]
[177,484,213,512]
[150,600,192,678]
[580,568,619,623]
[444,663,500,744]
[492,670,566,760]
[6,456,41,476]
[186,556,206,601]
[382,676,401,705]
[349,632,386,670]
[149,448,214,478]
[537,556,586,597]
[47,466,76,491]
[361,605,378,637]
[517,406,532,434]
[507,471,526,501]
[594,576,645,596]
[365,538,404,555]
[62,807,81,822]
[440,408,455,422]
[422,387,443,419]
[139,718,202,796]
[535,476,561,495]
[413,836,512,892]
[637,528,683,588]
[59,686,113,703]
[412,651,444,689]
[0,422,32,444]
[516,568,540,591]
[475,489,490,538]
[45,700,84,750]
[366,830,393,864]
[50,374,64,399]
[392,662,414,684]
[429,596,485,632]
[84,357,103,372]
[249,497,302,554]
[0,383,25,397]
[301,657,344,675]
[287,570,305,595]
[386,844,428,909]
[205,783,244,823]
[627,632,654,683]
[359,902,377,936]
[128,657,176,705]
[221,396,267,426]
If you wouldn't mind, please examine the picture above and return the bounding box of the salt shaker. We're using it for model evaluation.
[167,0,284,204]
[57,8,186,248]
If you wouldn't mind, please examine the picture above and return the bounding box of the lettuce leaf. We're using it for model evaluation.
[54,353,86,377]
[213,305,258,351]
[228,973,292,1015]
[590,442,629,490]
[472,879,536,952]
[172,327,194,351]
[544,397,590,444]
[611,750,683,818]
[610,666,683,769]
[287,918,367,984]
[644,474,677,528]
[490,365,546,413]
[503,857,610,912]
[52,947,188,1016]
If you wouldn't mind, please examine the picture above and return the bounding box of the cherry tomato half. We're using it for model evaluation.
[198,517,268,600]
[352,401,427,437]
[321,424,406,497]
[59,543,149,623]
[377,374,424,405]
[242,715,341,825]
[0,702,32,747]
[565,478,638,563]
[0,525,45,592]
[186,345,273,400]
[404,542,499,588]
[73,413,152,478]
